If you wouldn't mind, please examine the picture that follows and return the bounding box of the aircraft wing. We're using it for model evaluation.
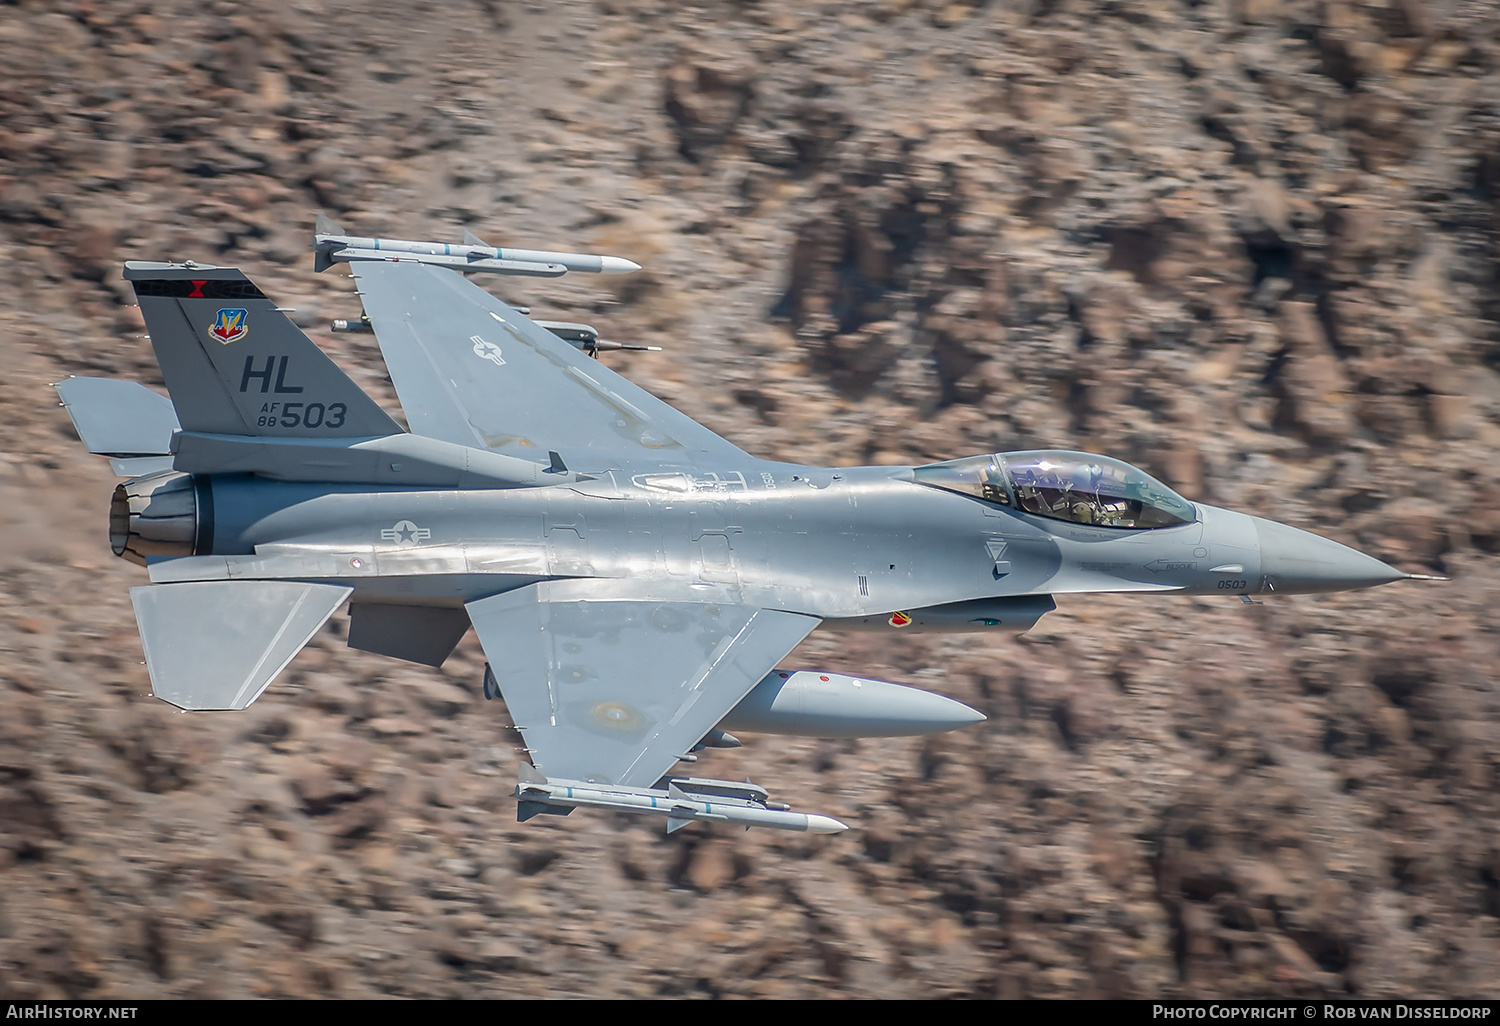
[466,580,818,787]
[350,261,750,468]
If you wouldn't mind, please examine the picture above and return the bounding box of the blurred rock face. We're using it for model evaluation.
[1,0,1498,1000]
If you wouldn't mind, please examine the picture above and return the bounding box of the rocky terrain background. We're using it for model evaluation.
[1,0,1497,999]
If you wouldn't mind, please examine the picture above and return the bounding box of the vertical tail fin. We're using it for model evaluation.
[123,262,399,439]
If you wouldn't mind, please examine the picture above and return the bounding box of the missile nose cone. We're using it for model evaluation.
[1253,517,1405,594]
[804,815,850,834]
[597,256,642,274]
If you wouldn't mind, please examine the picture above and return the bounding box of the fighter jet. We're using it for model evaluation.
[54,220,1436,834]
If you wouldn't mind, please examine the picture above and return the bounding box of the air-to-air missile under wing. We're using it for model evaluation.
[53,217,1441,835]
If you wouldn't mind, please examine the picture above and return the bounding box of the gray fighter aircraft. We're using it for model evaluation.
[55,220,1434,834]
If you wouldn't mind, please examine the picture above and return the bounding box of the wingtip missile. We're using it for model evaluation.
[312,221,641,278]
[329,246,569,278]
[512,772,846,835]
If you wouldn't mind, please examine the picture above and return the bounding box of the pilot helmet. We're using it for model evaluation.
[1072,462,1103,491]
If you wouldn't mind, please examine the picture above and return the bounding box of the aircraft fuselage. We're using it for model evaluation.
[149,455,1398,625]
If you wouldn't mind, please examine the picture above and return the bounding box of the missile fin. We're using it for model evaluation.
[666,816,694,834]
[517,761,546,785]
[463,228,491,247]
[315,211,343,237]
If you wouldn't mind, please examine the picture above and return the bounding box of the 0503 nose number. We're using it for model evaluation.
[1217,579,1248,590]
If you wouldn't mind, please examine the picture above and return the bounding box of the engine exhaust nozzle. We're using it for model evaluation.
[110,470,210,566]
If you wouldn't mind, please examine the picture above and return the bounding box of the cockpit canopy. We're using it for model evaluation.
[912,450,1196,529]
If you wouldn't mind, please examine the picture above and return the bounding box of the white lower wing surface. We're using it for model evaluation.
[466,580,818,787]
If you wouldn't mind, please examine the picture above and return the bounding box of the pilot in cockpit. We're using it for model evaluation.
[914,451,1195,531]
[1066,462,1102,524]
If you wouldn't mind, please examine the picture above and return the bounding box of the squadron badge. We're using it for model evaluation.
[209,308,249,345]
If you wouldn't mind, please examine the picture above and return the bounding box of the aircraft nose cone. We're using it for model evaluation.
[1253,517,1405,594]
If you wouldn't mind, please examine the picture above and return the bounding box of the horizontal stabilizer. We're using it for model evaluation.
[131,580,351,710]
[55,377,180,457]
